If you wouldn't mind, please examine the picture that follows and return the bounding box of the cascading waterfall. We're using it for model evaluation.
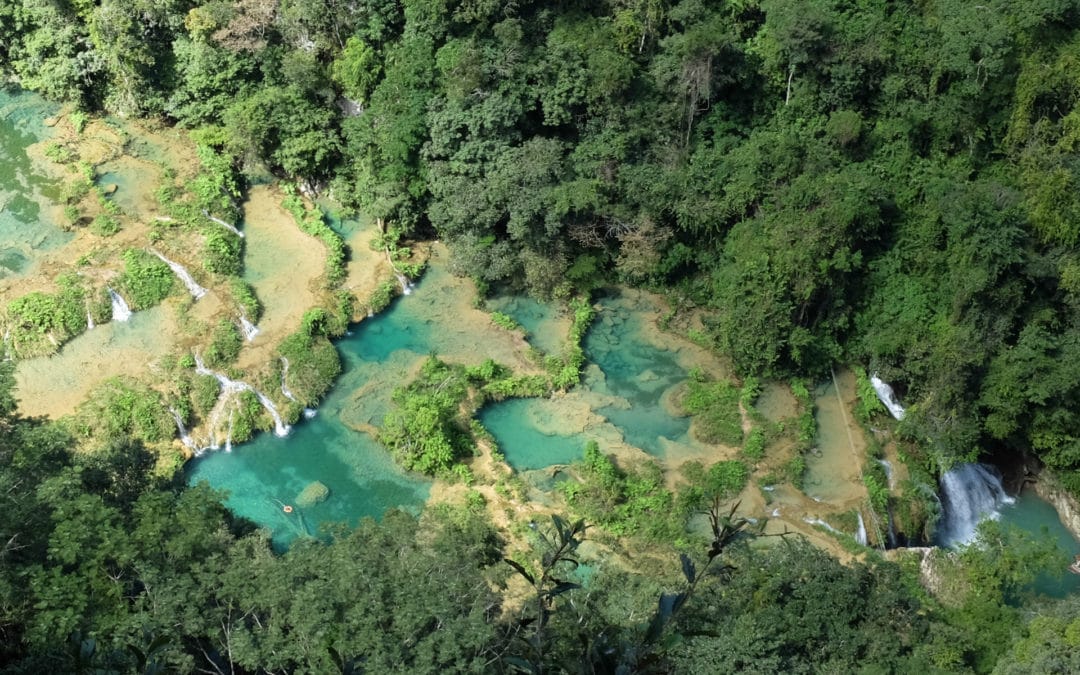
[86,310,94,330]
[151,249,207,299]
[195,354,291,438]
[937,463,1015,546]
[878,459,894,489]
[239,315,259,341]
[108,288,132,322]
[803,517,841,534]
[395,272,413,296]
[169,407,197,451]
[856,512,868,546]
[202,209,245,238]
[870,374,906,420]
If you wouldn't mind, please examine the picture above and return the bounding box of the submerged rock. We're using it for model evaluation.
[296,481,330,507]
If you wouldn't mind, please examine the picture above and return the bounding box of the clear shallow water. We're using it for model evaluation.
[486,294,564,355]
[187,258,529,546]
[804,377,864,505]
[998,489,1080,598]
[186,282,450,547]
[480,398,591,470]
[0,88,70,278]
[583,292,691,456]
[482,290,694,471]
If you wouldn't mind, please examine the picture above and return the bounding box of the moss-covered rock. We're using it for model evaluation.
[296,481,330,507]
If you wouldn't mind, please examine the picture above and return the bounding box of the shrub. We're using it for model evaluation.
[203,229,242,275]
[683,376,743,446]
[116,249,174,309]
[204,319,243,368]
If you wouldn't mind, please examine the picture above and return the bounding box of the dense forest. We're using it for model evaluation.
[3,0,1080,671]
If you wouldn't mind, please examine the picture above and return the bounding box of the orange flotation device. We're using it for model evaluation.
[283,505,293,514]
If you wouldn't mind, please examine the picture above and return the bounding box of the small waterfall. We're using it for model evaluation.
[395,272,413,296]
[168,407,197,451]
[870,374,905,420]
[195,354,291,438]
[151,249,207,299]
[280,357,298,402]
[937,463,1015,546]
[878,459,894,489]
[856,512,868,546]
[303,408,317,419]
[202,209,245,238]
[803,517,841,534]
[108,288,132,322]
[239,315,259,341]
[86,311,95,330]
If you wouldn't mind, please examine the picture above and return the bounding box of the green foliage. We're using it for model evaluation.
[490,311,521,332]
[381,356,473,475]
[853,366,886,422]
[229,279,261,322]
[190,374,221,418]
[75,378,174,443]
[683,374,743,446]
[89,213,119,236]
[282,187,347,287]
[115,249,173,310]
[563,441,678,541]
[276,332,342,407]
[742,428,766,462]
[2,275,91,357]
[203,320,242,369]
[202,229,242,276]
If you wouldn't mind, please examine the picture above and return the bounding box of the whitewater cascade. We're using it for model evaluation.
[870,374,906,420]
[169,407,197,451]
[195,354,291,439]
[856,512,868,546]
[878,459,894,489]
[151,250,207,299]
[937,463,1015,546]
[86,310,94,330]
[239,315,259,341]
[108,288,131,321]
[394,272,413,295]
[202,209,245,238]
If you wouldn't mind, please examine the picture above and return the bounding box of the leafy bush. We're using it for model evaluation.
[116,249,174,310]
[742,428,766,462]
[562,441,679,541]
[853,366,886,422]
[381,357,473,475]
[203,229,242,275]
[277,332,342,405]
[191,374,221,417]
[90,214,120,236]
[76,377,174,443]
[229,279,262,321]
[683,375,743,446]
[490,311,522,332]
[204,319,242,368]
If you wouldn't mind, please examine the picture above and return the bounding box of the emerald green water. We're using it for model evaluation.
[480,398,591,470]
[0,88,70,278]
[998,489,1080,598]
[583,292,691,456]
[481,290,696,471]
[186,283,446,546]
[486,294,563,355]
[187,256,530,545]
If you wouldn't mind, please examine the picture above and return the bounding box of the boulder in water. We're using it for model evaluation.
[102,183,118,195]
[296,481,330,507]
